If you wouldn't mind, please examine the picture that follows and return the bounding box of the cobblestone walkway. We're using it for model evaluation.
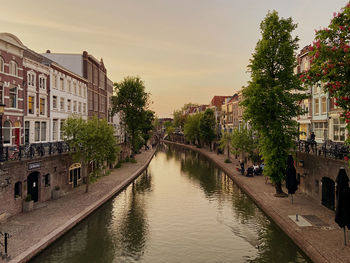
[0,148,155,263]
[167,141,350,263]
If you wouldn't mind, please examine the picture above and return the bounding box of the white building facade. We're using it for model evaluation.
[49,63,88,141]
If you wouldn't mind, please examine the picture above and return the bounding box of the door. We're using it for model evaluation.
[15,128,20,146]
[27,172,39,202]
[73,169,78,187]
[322,177,335,210]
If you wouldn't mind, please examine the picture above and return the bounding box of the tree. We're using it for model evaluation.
[164,120,175,141]
[63,116,119,193]
[231,126,260,163]
[240,11,306,196]
[304,2,350,163]
[140,110,155,148]
[184,113,202,145]
[199,108,216,150]
[111,76,151,155]
[219,132,232,161]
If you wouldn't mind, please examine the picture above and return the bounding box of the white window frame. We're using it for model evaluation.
[28,94,35,115]
[0,56,4,72]
[9,86,18,109]
[39,75,46,90]
[52,95,57,109]
[27,72,36,87]
[9,61,18,76]
[39,97,46,115]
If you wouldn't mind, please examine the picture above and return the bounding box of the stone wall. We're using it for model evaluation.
[295,152,349,204]
[0,153,84,218]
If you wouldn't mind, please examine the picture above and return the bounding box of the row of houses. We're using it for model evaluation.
[182,45,347,144]
[0,33,125,218]
[0,33,124,148]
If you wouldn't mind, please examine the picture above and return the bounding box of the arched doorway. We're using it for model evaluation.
[69,163,81,188]
[27,172,39,202]
[321,177,335,210]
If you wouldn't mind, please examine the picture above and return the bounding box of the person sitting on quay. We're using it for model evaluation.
[253,163,260,176]
[239,160,245,176]
[246,166,254,177]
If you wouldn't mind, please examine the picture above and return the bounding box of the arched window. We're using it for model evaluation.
[9,61,18,76]
[0,57,4,72]
[69,163,81,186]
[3,120,11,144]
[14,181,22,198]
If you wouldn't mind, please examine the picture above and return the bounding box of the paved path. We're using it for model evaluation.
[0,148,155,263]
[166,141,350,263]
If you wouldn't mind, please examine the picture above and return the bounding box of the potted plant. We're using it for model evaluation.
[23,194,33,212]
[52,186,60,200]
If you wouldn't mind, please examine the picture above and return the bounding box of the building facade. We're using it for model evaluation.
[42,51,108,119]
[0,33,26,147]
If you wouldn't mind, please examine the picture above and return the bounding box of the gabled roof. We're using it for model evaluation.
[210,96,230,108]
[0,33,26,49]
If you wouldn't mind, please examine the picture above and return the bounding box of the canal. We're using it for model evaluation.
[31,144,311,263]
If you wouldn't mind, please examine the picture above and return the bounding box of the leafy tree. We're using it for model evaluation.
[219,132,232,161]
[199,108,216,150]
[164,120,175,141]
[173,109,187,130]
[111,76,151,155]
[231,126,260,163]
[304,2,350,163]
[63,116,119,193]
[184,113,202,145]
[140,110,155,148]
[240,11,306,196]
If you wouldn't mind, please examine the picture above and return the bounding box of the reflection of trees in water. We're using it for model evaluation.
[245,221,312,263]
[31,201,115,263]
[112,172,152,262]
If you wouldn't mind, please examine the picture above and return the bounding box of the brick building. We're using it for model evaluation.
[42,51,108,119]
[0,33,26,147]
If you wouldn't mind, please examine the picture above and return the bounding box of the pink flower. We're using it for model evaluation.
[340,25,345,31]
[345,156,350,161]
[309,46,314,51]
[332,46,337,51]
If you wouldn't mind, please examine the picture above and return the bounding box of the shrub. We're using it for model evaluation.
[224,159,231,163]
[25,194,32,202]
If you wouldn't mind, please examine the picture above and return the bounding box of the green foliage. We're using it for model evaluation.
[184,113,202,144]
[111,76,152,154]
[173,110,187,129]
[25,194,32,202]
[240,11,306,193]
[62,116,120,192]
[224,158,232,163]
[199,109,216,148]
[231,126,260,163]
[219,132,232,159]
[304,2,350,163]
[114,162,122,169]
[141,110,155,146]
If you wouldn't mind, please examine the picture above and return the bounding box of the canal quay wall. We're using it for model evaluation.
[0,148,155,263]
[163,140,350,263]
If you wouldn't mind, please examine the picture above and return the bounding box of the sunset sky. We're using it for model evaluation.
[1,0,348,117]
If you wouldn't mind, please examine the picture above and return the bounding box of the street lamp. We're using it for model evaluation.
[0,103,5,161]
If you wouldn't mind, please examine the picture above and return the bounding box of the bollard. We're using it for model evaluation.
[296,214,299,222]
[4,233,8,255]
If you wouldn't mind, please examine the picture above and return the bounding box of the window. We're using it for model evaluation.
[39,76,46,89]
[41,122,46,141]
[14,182,22,198]
[93,66,98,85]
[314,98,319,115]
[3,121,11,144]
[67,80,71,93]
[73,82,77,95]
[0,57,4,72]
[44,174,50,187]
[314,122,328,140]
[60,78,64,91]
[60,119,65,140]
[0,82,4,104]
[88,91,93,110]
[40,98,45,115]
[69,163,81,185]
[60,97,65,111]
[83,103,86,114]
[101,96,106,113]
[53,119,58,141]
[78,102,81,113]
[53,96,57,109]
[28,72,35,87]
[321,97,327,114]
[28,96,34,114]
[67,99,71,111]
[25,121,30,144]
[333,118,346,142]
[79,85,82,96]
[9,86,17,108]
[73,101,77,112]
[53,75,57,89]
[9,61,18,76]
[35,121,40,142]
[94,93,98,111]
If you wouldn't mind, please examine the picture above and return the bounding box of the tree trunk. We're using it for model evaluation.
[227,145,230,159]
[84,162,89,193]
[274,181,287,197]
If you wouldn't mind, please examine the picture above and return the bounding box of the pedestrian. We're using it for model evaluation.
[239,160,245,176]
[310,132,315,142]
[253,163,260,175]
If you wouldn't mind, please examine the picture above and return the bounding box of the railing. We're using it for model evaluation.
[296,139,349,160]
[0,141,71,162]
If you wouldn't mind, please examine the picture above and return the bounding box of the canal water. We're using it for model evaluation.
[31,144,311,263]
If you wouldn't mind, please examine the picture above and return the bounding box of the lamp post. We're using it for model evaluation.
[0,103,5,162]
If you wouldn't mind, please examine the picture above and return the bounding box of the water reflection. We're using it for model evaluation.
[31,144,311,263]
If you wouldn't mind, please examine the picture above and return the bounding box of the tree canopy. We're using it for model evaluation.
[240,11,306,195]
[199,108,216,150]
[63,116,119,192]
[111,76,153,154]
[184,113,202,145]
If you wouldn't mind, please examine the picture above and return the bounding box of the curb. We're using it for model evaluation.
[163,141,332,263]
[9,149,156,263]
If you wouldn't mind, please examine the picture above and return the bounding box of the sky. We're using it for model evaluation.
[1,0,348,117]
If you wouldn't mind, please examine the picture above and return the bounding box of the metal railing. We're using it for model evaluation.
[296,139,349,160]
[0,141,70,162]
